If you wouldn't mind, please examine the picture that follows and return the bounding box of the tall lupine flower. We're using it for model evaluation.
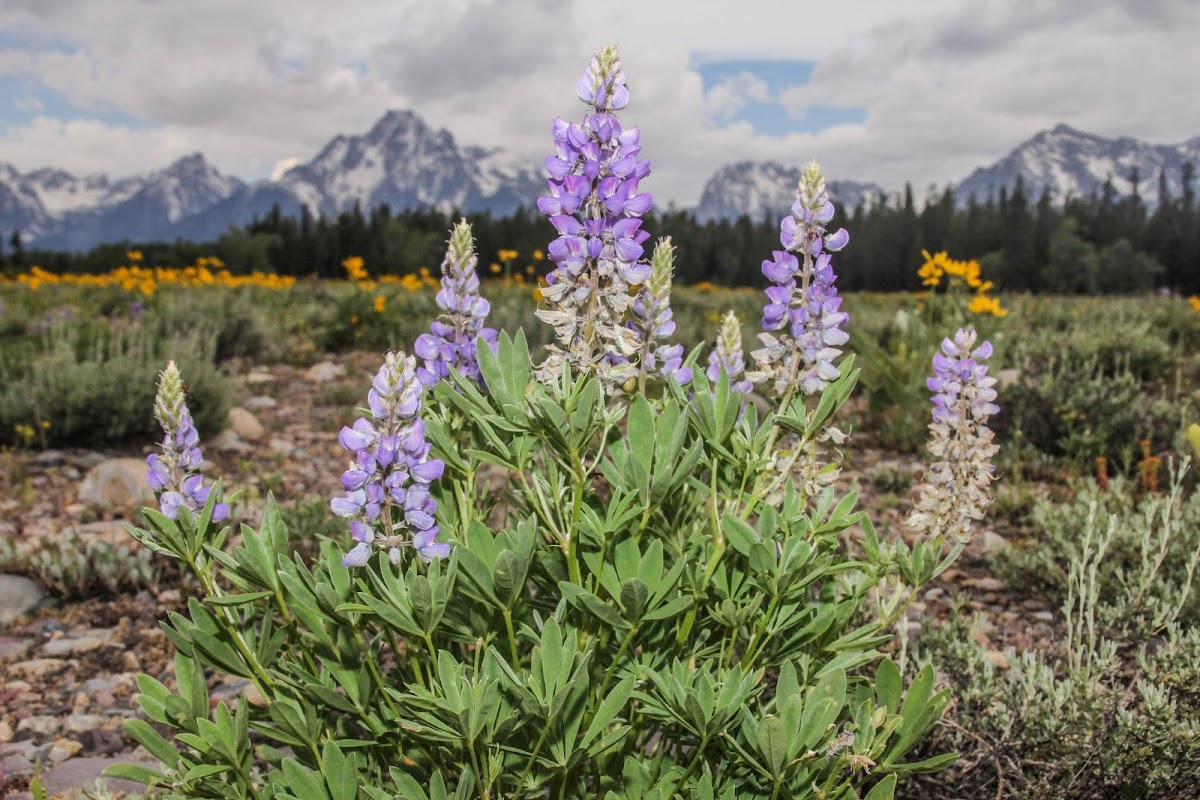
[908,328,1000,544]
[414,220,498,388]
[535,43,653,389]
[628,238,691,390]
[706,311,753,393]
[748,161,850,397]
[333,352,449,567]
[146,361,229,522]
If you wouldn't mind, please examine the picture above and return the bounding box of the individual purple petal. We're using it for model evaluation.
[342,542,372,567]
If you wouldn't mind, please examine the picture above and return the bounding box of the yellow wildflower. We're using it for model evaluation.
[374,294,386,313]
[498,249,519,262]
[1189,295,1200,312]
[968,294,1007,317]
[342,256,368,281]
[1187,423,1200,458]
[127,250,144,263]
[490,263,501,274]
[532,249,545,260]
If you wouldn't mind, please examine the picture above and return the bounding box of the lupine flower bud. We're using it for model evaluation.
[908,328,1000,544]
[536,43,653,390]
[333,351,449,567]
[706,311,752,393]
[146,361,228,522]
[748,161,850,396]
[414,219,498,388]
[627,238,691,388]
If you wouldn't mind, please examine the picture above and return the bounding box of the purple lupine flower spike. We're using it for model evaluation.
[414,220,498,388]
[707,311,753,393]
[536,43,653,390]
[627,237,692,390]
[332,351,449,567]
[146,361,229,523]
[909,328,1000,544]
[748,161,850,397]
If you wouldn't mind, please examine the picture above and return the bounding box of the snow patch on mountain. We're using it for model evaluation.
[694,160,883,222]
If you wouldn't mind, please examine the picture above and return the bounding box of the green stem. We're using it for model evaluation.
[521,720,552,778]
[467,738,489,800]
[517,468,565,542]
[565,452,586,589]
[595,625,638,705]
[355,628,400,717]
[740,594,780,668]
[502,608,520,666]
[676,735,710,788]
[189,554,276,693]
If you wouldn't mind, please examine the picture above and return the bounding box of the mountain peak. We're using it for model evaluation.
[695,160,883,222]
[366,109,433,144]
[956,125,1196,206]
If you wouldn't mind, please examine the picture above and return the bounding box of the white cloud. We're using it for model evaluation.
[0,0,1197,207]
[14,94,42,112]
[703,71,773,123]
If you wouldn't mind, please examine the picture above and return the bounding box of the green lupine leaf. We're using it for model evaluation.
[755,715,790,778]
[864,774,898,800]
[282,757,330,800]
[722,514,760,556]
[206,591,274,606]
[876,659,902,715]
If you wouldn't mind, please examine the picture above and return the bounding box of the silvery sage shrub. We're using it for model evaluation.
[112,43,997,800]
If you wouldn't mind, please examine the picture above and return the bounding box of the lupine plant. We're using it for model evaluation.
[414,219,498,389]
[113,43,999,800]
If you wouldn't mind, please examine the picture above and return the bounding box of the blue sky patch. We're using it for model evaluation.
[0,74,153,131]
[694,57,866,136]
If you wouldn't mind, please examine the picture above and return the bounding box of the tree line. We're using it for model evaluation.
[5,164,1198,294]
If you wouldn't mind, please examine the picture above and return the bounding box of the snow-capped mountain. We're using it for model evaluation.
[0,110,544,250]
[0,154,246,250]
[6,120,1200,250]
[954,123,1200,206]
[694,161,883,223]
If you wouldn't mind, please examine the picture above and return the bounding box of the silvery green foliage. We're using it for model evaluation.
[111,45,990,800]
[0,533,166,598]
[907,464,1200,799]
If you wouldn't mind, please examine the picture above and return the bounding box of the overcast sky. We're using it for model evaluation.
[2,0,1198,206]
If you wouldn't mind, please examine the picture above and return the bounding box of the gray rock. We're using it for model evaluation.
[15,715,60,740]
[8,658,68,678]
[69,451,111,470]
[269,437,296,456]
[970,577,1006,592]
[0,752,34,779]
[31,450,66,468]
[76,458,155,512]
[47,738,83,762]
[0,575,45,628]
[31,755,160,798]
[210,429,251,454]
[304,361,345,382]
[246,369,275,385]
[979,530,1008,555]
[227,407,266,442]
[42,636,103,657]
[242,395,278,411]
[0,634,33,661]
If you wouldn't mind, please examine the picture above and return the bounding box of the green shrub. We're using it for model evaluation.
[0,317,232,448]
[905,465,1200,799]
